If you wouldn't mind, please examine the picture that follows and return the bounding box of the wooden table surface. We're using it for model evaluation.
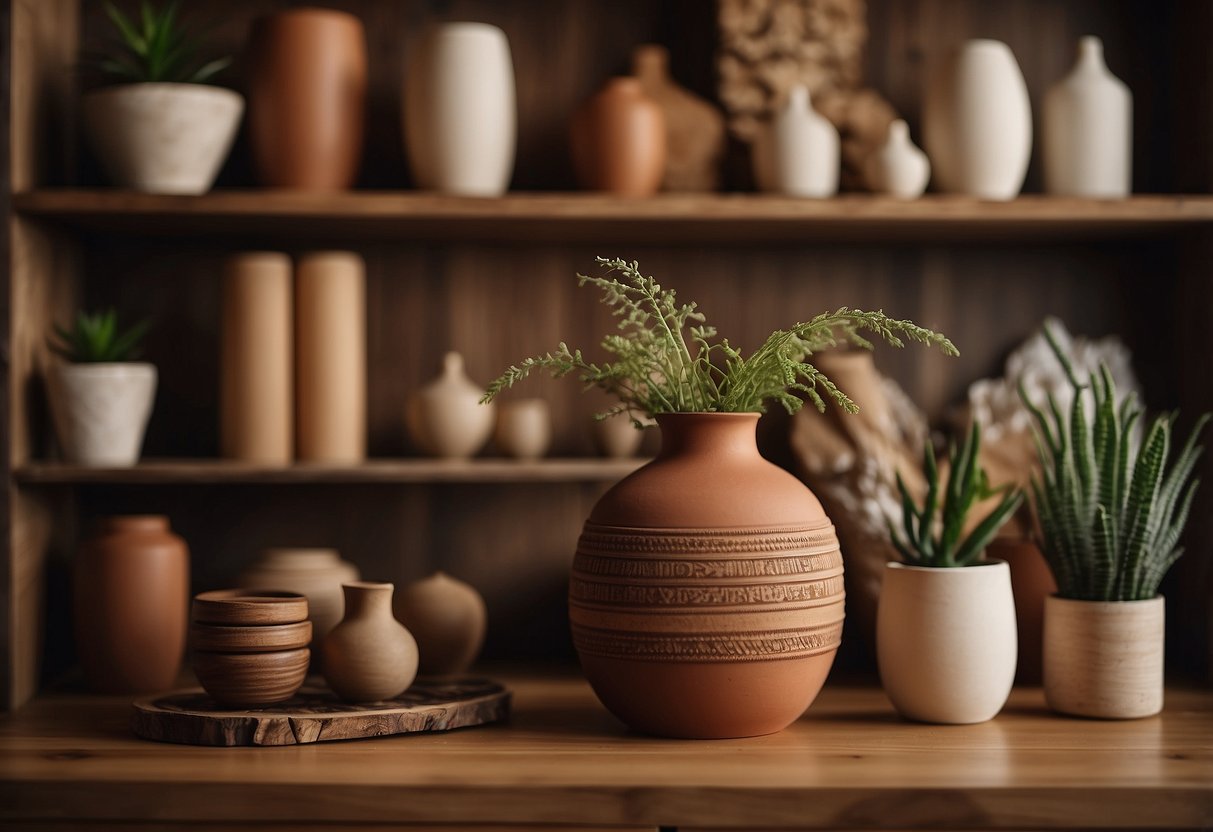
[1,672,1210,831]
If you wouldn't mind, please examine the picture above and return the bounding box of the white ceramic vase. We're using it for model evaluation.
[1043,37,1132,198]
[1043,595,1163,719]
[752,85,839,198]
[923,40,1032,201]
[404,23,516,196]
[864,119,930,199]
[877,560,1018,724]
[592,413,646,459]
[83,83,243,195]
[406,352,495,458]
[493,398,552,460]
[47,363,157,466]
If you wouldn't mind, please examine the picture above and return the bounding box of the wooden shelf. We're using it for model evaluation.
[13,457,646,485]
[14,190,1213,243]
[1,674,1210,829]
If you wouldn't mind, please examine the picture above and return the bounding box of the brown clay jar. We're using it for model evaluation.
[247,8,368,189]
[570,78,666,196]
[570,413,844,738]
[74,516,190,693]
[394,572,487,676]
[322,582,419,702]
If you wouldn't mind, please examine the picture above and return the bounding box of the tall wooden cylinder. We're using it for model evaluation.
[295,252,367,462]
[221,252,293,463]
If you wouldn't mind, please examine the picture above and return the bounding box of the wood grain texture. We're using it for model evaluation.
[132,678,510,747]
[1,675,1211,828]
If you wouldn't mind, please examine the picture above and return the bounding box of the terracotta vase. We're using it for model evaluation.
[295,251,367,463]
[493,398,551,460]
[47,362,157,466]
[322,582,419,702]
[74,516,189,693]
[989,536,1056,684]
[406,352,495,458]
[569,413,844,738]
[221,252,293,463]
[570,78,666,196]
[393,572,487,676]
[247,9,367,189]
[1043,595,1164,719]
[238,548,359,641]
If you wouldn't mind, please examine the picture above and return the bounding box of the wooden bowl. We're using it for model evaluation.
[191,589,308,626]
[193,648,310,708]
[190,621,312,653]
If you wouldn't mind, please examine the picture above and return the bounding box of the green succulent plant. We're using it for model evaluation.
[49,309,150,363]
[93,1,231,85]
[1022,325,1209,601]
[889,422,1024,568]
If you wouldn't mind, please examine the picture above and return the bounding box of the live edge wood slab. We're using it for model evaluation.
[1,673,1210,830]
[131,678,511,747]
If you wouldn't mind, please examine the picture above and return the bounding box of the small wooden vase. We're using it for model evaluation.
[322,582,418,702]
[570,78,666,196]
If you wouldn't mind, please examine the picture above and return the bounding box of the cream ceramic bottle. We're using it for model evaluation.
[753,85,839,198]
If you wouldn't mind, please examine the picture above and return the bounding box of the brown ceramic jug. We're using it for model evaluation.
[247,9,367,189]
[570,413,844,738]
[570,78,666,196]
[74,516,190,693]
[394,572,487,676]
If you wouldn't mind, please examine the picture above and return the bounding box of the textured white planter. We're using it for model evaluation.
[877,560,1017,724]
[404,23,516,196]
[923,40,1032,201]
[47,363,157,466]
[863,119,930,199]
[1043,595,1164,719]
[1043,37,1133,198]
[753,85,839,198]
[83,83,243,194]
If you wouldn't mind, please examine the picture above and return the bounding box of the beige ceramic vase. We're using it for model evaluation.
[322,582,419,702]
[393,572,487,676]
[570,413,845,738]
[592,413,646,458]
[493,398,552,460]
[570,78,666,196]
[406,352,495,458]
[239,548,360,642]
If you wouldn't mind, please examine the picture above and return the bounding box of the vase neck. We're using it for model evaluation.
[342,582,394,618]
[1076,36,1105,72]
[655,413,762,460]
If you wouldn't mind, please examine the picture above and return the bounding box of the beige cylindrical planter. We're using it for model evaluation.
[494,398,551,460]
[877,561,1017,724]
[221,252,293,463]
[1043,595,1164,719]
[295,252,366,463]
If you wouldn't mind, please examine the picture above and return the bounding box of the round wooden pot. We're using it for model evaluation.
[569,412,844,738]
[1043,595,1164,719]
[570,78,666,196]
[74,516,190,693]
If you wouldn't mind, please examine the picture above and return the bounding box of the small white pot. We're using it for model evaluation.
[47,363,157,466]
[1043,595,1164,719]
[752,85,839,198]
[83,83,244,194]
[493,398,551,460]
[877,560,1017,724]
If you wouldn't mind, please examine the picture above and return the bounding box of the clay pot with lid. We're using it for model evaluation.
[74,516,190,693]
[569,412,845,738]
[570,78,666,196]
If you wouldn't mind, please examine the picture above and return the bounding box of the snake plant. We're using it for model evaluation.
[889,421,1023,567]
[49,309,150,363]
[1022,325,1209,601]
[94,1,232,85]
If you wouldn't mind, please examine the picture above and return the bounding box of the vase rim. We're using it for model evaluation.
[98,514,169,532]
[344,581,393,591]
[1047,594,1163,606]
[255,6,363,27]
[261,547,342,561]
[886,558,1008,572]
[654,411,760,421]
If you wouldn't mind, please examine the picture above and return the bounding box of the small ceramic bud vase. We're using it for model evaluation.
[864,119,930,199]
[394,572,488,676]
[1043,36,1132,198]
[494,398,552,460]
[406,352,495,458]
[322,582,418,702]
[753,85,839,198]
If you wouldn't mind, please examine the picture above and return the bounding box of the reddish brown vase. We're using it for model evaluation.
[570,78,666,196]
[74,516,190,693]
[570,413,844,738]
[989,536,1056,684]
[247,9,367,189]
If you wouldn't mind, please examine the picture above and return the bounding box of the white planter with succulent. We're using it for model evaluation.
[83,1,242,194]
[1024,326,1208,719]
[46,310,156,467]
[879,423,1023,724]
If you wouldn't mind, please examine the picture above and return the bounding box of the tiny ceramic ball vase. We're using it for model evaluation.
[322,582,419,702]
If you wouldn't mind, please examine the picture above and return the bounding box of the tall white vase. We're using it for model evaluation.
[1043,37,1132,198]
[924,40,1032,201]
[863,119,930,199]
[404,23,516,196]
[752,85,839,198]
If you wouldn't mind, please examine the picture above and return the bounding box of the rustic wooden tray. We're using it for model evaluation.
[131,677,510,747]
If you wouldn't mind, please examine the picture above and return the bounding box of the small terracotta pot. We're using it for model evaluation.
[74,516,189,693]
[570,78,666,196]
[247,8,367,189]
[493,398,552,460]
[989,537,1056,684]
[394,572,487,676]
[1043,595,1164,719]
[193,647,310,708]
[322,582,419,702]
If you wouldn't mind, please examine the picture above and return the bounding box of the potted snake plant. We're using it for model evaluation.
[47,310,155,466]
[1024,326,1208,719]
[84,1,242,194]
[881,422,1024,724]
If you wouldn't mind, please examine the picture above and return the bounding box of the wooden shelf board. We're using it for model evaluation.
[13,457,646,485]
[14,190,1213,242]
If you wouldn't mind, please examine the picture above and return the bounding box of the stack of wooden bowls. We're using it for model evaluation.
[190,590,312,708]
